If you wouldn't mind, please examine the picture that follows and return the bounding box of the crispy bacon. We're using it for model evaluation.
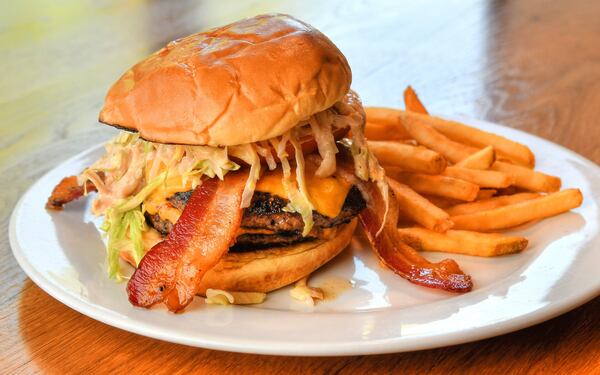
[127,170,248,312]
[46,176,97,210]
[336,156,472,293]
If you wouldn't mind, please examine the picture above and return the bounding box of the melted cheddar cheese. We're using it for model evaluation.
[143,174,195,223]
[255,167,351,218]
[143,163,351,224]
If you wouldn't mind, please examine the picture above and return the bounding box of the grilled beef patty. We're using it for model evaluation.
[145,186,366,250]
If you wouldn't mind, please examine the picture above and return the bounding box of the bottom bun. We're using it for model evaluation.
[197,219,357,295]
[121,219,357,295]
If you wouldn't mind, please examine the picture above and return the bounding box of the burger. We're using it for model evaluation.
[47,14,471,312]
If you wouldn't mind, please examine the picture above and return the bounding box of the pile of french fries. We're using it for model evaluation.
[366,87,583,257]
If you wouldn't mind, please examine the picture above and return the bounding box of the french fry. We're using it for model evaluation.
[365,106,404,124]
[450,189,583,231]
[398,109,560,192]
[404,86,429,114]
[397,227,528,257]
[445,192,541,216]
[388,178,453,232]
[492,161,561,193]
[399,111,536,167]
[495,186,520,196]
[405,112,536,168]
[421,194,462,208]
[365,108,412,139]
[388,171,480,201]
[455,146,495,169]
[442,166,513,188]
[365,121,411,140]
[476,189,497,200]
[368,141,447,174]
[398,111,475,163]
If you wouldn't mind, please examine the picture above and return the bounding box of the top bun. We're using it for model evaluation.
[99,13,352,146]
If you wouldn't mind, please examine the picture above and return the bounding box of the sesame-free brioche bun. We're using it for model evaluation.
[99,13,352,146]
[121,220,356,295]
[197,220,356,295]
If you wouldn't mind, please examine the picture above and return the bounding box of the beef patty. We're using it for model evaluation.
[145,186,366,251]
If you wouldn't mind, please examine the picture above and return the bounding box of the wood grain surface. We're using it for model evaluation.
[1,0,599,374]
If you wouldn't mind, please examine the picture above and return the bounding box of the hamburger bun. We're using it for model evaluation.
[99,13,352,147]
[121,219,356,295]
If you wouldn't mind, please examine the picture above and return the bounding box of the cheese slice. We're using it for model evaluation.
[255,167,351,218]
[144,163,352,224]
[143,174,195,224]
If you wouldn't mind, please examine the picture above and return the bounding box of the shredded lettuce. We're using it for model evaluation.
[256,141,277,170]
[333,93,371,181]
[177,145,239,181]
[230,144,261,208]
[101,172,166,280]
[114,131,139,145]
[84,133,242,215]
[273,134,315,236]
[125,210,146,265]
[309,111,338,177]
[289,129,314,212]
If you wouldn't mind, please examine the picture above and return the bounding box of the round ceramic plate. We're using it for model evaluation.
[9,118,600,356]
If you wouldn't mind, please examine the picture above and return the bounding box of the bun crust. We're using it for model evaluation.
[99,14,351,146]
[197,220,356,294]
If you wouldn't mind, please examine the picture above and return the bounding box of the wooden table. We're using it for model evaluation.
[2,1,599,373]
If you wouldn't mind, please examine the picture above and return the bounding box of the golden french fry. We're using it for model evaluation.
[388,178,453,232]
[421,194,462,208]
[442,166,513,188]
[369,141,446,174]
[456,145,495,169]
[404,86,429,114]
[397,109,560,192]
[445,192,541,216]
[495,186,520,196]
[365,121,411,140]
[450,189,582,231]
[398,111,475,163]
[492,161,561,193]
[365,106,404,124]
[388,171,480,202]
[476,189,497,200]
[397,227,528,257]
[365,108,412,139]
[403,112,536,168]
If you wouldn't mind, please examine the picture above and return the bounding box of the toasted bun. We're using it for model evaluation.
[121,220,356,295]
[99,14,351,146]
[197,220,356,294]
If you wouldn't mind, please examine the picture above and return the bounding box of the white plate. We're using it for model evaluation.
[9,118,600,356]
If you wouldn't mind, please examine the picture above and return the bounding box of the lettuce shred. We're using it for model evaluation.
[255,141,277,170]
[229,143,261,208]
[272,133,315,236]
[101,172,166,280]
[309,110,338,177]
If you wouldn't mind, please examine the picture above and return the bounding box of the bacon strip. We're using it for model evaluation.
[337,156,472,292]
[127,170,249,312]
[46,176,97,210]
